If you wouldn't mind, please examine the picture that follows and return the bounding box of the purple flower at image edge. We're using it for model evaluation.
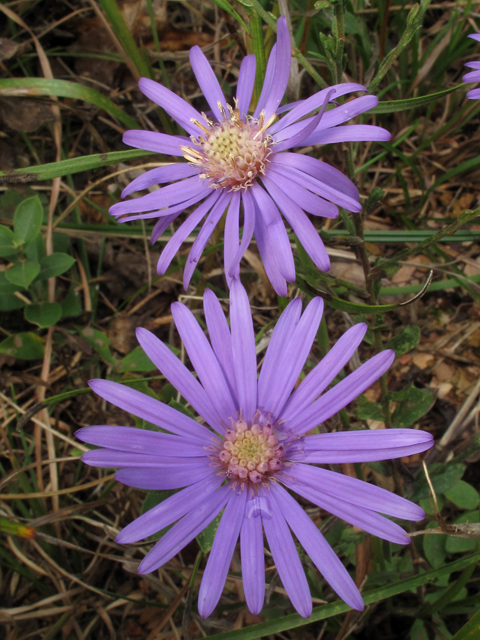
[463,33,480,99]
[76,281,434,619]
[110,17,391,296]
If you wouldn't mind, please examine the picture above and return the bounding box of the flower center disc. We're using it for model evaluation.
[218,418,284,485]
[181,105,275,191]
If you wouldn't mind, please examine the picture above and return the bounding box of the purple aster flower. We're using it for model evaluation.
[463,33,480,99]
[110,17,390,295]
[76,282,433,618]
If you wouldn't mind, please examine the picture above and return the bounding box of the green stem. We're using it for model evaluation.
[333,0,346,84]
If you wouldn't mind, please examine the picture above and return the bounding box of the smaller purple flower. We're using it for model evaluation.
[77,282,433,618]
[110,17,391,295]
[463,33,480,99]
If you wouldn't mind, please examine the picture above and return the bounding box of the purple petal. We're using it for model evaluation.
[271,483,363,611]
[116,462,215,491]
[282,474,410,545]
[273,91,334,153]
[88,379,212,442]
[271,152,359,202]
[289,429,434,464]
[268,161,360,213]
[264,298,324,418]
[467,88,480,99]
[463,70,480,82]
[262,174,330,271]
[261,488,312,618]
[118,187,210,224]
[253,44,277,119]
[224,192,241,285]
[230,279,257,423]
[236,55,256,116]
[157,190,221,274]
[76,425,207,457]
[253,209,288,296]
[284,463,425,521]
[117,474,224,543]
[122,130,191,156]
[198,491,247,617]
[464,61,480,69]
[281,323,367,422]
[258,298,302,405]
[82,449,206,469]
[138,77,204,136]
[269,83,367,135]
[151,211,180,244]
[241,501,265,615]
[122,164,199,198]
[110,176,205,217]
[250,184,295,281]
[302,124,391,146]
[227,190,255,279]
[138,486,230,574]
[267,167,339,218]
[190,46,229,123]
[183,191,232,289]
[203,289,236,400]
[290,350,395,435]
[135,327,225,433]
[172,302,238,423]
[262,17,291,121]
[468,33,480,42]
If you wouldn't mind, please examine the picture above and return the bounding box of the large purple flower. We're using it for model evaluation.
[77,282,433,618]
[463,33,480,99]
[110,17,390,295]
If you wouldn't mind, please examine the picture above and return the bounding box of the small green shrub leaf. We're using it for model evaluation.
[0,225,18,257]
[0,332,45,359]
[5,261,40,289]
[444,481,480,510]
[390,385,436,428]
[37,253,75,280]
[25,302,62,328]
[13,196,43,245]
[386,326,421,356]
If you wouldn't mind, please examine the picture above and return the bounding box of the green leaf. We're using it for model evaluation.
[0,332,45,359]
[410,619,429,640]
[36,253,75,281]
[78,326,117,365]
[423,522,446,569]
[390,385,436,429]
[168,399,196,420]
[445,511,479,554]
[209,0,250,32]
[386,326,421,356]
[13,196,43,245]
[0,271,21,294]
[0,294,25,311]
[0,78,138,130]
[0,149,150,183]
[25,302,62,328]
[445,481,480,511]
[368,85,460,114]
[5,261,40,289]
[196,511,223,553]
[451,608,480,640]
[413,463,466,502]
[357,396,384,422]
[60,286,83,318]
[0,225,18,257]
[117,345,157,373]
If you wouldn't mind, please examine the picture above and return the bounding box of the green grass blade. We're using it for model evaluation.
[451,608,480,640]
[0,149,152,182]
[203,553,480,640]
[0,78,138,129]
[368,85,461,114]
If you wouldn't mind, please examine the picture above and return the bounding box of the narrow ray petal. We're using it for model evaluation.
[135,327,225,432]
[122,130,190,156]
[203,288,236,399]
[241,503,265,615]
[236,55,256,116]
[190,46,229,122]
[263,17,291,120]
[88,379,212,442]
[224,191,241,285]
[227,190,255,279]
[121,164,199,198]
[116,462,215,491]
[302,124,391,146]
[198,491,247,617]
[138,486,230,574]
[254,210,289,296]
[117,474,224,543]
[267,168,339,218]
[261,488,312,618]
[271,483,363,611]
